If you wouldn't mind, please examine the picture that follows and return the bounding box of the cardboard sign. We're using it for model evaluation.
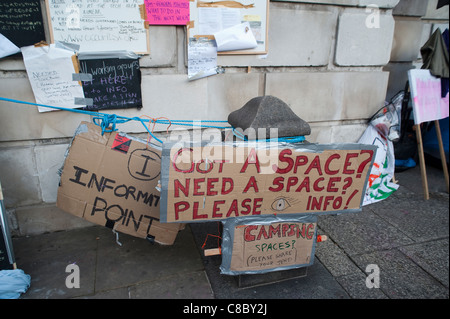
[220,215,317,275]
[57,122,183,245]
[144,0,190,25]
[160,142,377,223]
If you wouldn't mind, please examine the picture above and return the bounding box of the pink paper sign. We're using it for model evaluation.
[408,69,449,125]
[145,0,190,25]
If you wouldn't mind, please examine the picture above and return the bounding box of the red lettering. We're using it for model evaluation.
[226,199,239,217]
[272,149,293,174]
[192,202,207,220]
[212,200,225,218]
[240,148,261,173]
[174,179,189,197]
[293,155,308,173]
[222,178,233,194]
[295,177,310,192]
[313,177,325,191]
[269,176,284,192]
[174,201,189,220]
[193,178,204,196]
[244,225,258,242]
[196,160,213,174]
[325,154,340,175]
[243,176,259,193]
[252,198,263,215]
[172,148,194,173]
[241,198,252,215]
[306,224,315,239]
[207,178,218,196]
[305,155,323,175]
[327,177,341,192]
[343,153,359,174]
[286,176,298,192]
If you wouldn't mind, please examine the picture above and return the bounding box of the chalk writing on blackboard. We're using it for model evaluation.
[79,55,143,111]
[0,0,46,48]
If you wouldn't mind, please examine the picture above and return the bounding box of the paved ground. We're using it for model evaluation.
[10,162,449,301]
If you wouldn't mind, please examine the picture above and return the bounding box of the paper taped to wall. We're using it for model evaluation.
[214,22,257,52]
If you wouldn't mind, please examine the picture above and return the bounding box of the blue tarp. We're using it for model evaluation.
[0,269,31,299]
[423,117,449,163]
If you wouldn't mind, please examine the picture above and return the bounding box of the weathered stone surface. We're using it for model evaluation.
[227,95,311,139]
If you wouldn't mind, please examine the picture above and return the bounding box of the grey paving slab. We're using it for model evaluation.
[369,192,449,242]
[351,249,449,299]
[335,272,389,299]
[398,239,449,288]
[189,222,350,299]
[13,226,100,299]
[94,225,207,293]
[315,229,361,277]
[129,271,214,299]
[317,207,415,256]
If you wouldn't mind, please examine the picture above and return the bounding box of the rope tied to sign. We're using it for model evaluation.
[0,97,232,144]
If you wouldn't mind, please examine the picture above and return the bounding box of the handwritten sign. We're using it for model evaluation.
[160,142,377,223]
[46,0,149,53]
[57,122,183,244]
[0,0,46,48]
[21,44,85,112]
[78,54,142,110]
[408,69,449,125]
[144,0,189,25]
[220,215,317,275]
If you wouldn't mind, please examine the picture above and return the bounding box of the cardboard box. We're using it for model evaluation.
[57,121,183,245]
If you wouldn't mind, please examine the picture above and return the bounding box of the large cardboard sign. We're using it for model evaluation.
[57,122,183,245]
[160,142,377,223]
[220,215,317,275]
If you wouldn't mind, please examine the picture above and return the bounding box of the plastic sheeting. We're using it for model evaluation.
[0,269,31,299]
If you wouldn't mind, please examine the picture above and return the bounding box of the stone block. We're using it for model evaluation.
[217,3,337,67]
[390,17,425,62]
[15,204,94,236]
[335,10,395,66]
[0,77,90,142]
[265,71,389,122]
[0,146,41,207]
[393,0,428,17]
[109,73,261,133]
[34,143,69,203]
[139,26,177,67]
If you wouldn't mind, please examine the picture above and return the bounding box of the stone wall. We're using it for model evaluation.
[0,0,447,236]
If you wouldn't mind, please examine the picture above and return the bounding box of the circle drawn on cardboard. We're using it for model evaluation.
[128,148,161,181]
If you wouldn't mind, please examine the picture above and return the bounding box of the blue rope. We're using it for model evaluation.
[0,97,231,143]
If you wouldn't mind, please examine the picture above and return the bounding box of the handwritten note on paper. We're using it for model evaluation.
[188,38,220,81]
[144,0,189,25]
[21,44,85,112]
[47,0,149,53]
[408,69,450,125]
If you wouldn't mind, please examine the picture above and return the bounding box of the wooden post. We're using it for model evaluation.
[434,120,449,193]
[414,124,430,200]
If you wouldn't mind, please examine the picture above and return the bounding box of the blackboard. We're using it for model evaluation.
[0,0,46,48]
[78,54,143,111]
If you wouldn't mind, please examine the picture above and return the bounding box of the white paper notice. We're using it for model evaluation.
[214,22,257,52]
[0,33,20,59]
[188,39,221,81]
[198,7,241,35]
[21,44,85,112]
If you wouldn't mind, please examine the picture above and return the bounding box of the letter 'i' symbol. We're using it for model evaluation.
[365,264,380,288]
[65,264,80,289]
